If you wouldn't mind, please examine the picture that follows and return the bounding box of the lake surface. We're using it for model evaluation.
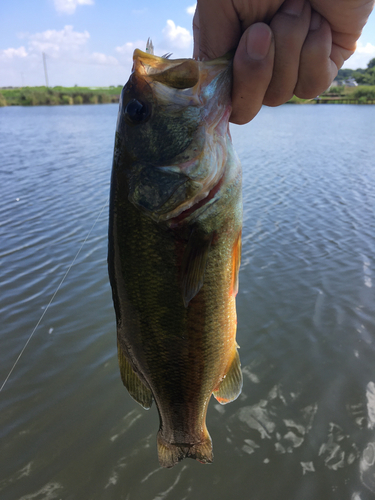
[1,102,375,500]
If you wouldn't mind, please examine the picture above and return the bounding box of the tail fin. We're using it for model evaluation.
[157,431,213,468]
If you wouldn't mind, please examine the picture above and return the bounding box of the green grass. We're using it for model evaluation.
[0,86,123,107]
[287,85,375,104]
[0,84,374,107]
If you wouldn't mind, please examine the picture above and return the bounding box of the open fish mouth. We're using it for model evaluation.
[120,45,233,223]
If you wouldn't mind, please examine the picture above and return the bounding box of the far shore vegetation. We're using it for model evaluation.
[287,85,375,104]
[337,57,375,86]
[289,57,375,104]
[0,85,123,107]
[1,58,374,107]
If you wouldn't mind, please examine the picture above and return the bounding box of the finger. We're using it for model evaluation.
[194,0,241,60]
[309,0,375,40]
[231,23,275,125]
[263,0,311,106]
[308,0,375,66]
[330,39,354,70]
[330,30,357,70]
[193,7,199,59]
[294,11,337,98]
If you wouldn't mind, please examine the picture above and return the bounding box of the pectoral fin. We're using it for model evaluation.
[181,231,213,307]
[117,340,153,410]
[213,350,243,405]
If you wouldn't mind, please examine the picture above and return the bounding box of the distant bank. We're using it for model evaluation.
[0,86,122,107]
[283,84,375,105]
[0,85,374,107]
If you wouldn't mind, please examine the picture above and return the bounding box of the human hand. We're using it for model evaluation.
[193,0,375,124]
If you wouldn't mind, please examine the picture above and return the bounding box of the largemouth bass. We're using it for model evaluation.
[108,42,242,468]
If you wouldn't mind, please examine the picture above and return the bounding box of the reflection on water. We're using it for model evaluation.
[360,382,375,493]
[0,103,375,500]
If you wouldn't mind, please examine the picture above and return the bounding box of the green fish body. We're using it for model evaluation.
[108,45,242,468]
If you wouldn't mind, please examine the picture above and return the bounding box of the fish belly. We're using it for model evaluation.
[108,152,242,468]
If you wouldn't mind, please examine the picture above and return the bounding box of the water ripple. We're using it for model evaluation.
[1,103,375,500]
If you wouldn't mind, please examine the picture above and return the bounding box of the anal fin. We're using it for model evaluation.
[181,230,213,307]
[117,340,153,410]
[213,350,243,404]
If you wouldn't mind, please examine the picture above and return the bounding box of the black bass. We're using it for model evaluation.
[108,42,242,468]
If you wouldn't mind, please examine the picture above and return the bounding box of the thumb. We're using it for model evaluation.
[231,23,275,125]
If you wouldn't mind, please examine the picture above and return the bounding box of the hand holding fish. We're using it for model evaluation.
[193,0,375,124]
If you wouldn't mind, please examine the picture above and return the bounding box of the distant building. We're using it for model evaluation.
[345,77,358,87]
[330,77,358,88]
[331,80,342,87]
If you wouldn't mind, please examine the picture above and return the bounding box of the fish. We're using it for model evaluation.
[108,40,242,468]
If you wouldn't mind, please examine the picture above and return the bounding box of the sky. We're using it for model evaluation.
[0,0,374,88]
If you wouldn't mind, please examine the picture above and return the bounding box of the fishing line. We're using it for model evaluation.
[0,199,108,393]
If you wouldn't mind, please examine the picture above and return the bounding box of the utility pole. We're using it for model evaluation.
[42,52,49,87]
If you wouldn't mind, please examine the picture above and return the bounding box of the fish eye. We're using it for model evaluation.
[124,99,150,125]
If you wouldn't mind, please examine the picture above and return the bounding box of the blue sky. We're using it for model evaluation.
[1,0,374,87]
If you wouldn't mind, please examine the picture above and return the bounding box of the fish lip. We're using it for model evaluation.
[132,49,232,103]
[133,49,232,77]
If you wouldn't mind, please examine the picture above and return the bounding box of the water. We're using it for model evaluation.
[0,103,375,500]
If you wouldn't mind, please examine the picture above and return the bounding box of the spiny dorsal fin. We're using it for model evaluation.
[146,38,154,55]
[213,349,243,404]
[181,231,213,307]
[117,340,153,409]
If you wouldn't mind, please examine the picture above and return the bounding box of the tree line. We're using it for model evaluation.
[337,58,375,86]
[0,86,122,107]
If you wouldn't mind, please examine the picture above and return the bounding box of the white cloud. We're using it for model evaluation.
[342,40,375,69]
[186,4,196,15]
[0,46,28,59]
[89,52,119,66]
[27,25,90,58]
[0,25,124,87]
[54,0,94,15]
[116,40,146,56]
[162,20,193,50]
[0,26,90,66]
[116,40,147,65]
[0,18,194,87]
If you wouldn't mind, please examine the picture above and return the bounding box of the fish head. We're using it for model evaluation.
[114,47,233,223]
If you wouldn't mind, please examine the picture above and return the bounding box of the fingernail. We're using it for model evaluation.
[246,23,272,61]
[310,11,322,30]
[281,0,304,16]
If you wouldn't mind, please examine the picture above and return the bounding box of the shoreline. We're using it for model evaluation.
[0,86,122,107]
[1,85,374,107]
